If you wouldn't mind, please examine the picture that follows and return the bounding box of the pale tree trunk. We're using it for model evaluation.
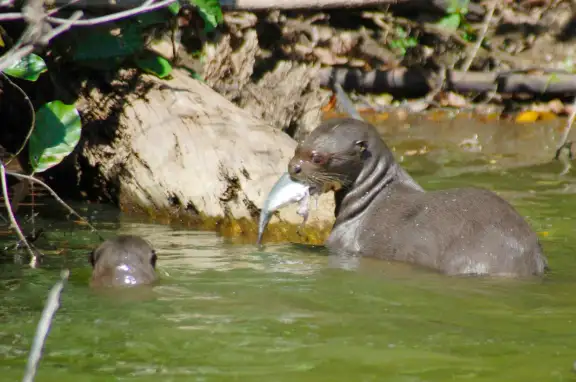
[78,68,336,241]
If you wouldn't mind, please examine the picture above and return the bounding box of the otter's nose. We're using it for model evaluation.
[288,158,302,176]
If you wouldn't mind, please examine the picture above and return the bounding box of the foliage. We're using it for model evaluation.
[69,0,223,76]
[135,52,173,78]
[388,27,418,56]
[190,0,224,33]
[71,23,145,62]
[3,54,47,82]
[0,0,223,177]
[29,101,82,174]
[435,0,476,42]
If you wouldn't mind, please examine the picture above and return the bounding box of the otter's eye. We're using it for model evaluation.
[311,152,326,164]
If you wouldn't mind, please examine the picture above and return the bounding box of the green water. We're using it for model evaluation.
[2,160,576,381]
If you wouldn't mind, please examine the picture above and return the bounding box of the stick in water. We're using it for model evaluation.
[0,163,37,266]
[22,269,70,382]
[333,83,363,121]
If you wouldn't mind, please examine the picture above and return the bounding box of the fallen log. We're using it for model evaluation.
[70,68,335,242]
[318,67,576,97]
[220,0,485,15]
[49,0,485,17]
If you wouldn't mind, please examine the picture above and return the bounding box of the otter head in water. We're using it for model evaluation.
[89,235,158,288]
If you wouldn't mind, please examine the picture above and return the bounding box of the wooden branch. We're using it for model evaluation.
[22,269,69,382]
[0,162,37,266]
[461,0,497,72]
[318,67,576,97]
[47,0,485,16]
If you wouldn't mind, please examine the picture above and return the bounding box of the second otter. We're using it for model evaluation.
[288,118,548,277]
[89,235,158,288]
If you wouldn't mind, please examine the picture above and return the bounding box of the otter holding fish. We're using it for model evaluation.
[285,117,547,277]
[256,172,312,246]
[89,235,158,288]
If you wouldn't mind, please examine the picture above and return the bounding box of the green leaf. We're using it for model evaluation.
[188,0,223,32]
[168,1,181,15]
[462,31,476,42]
[135,53,173,78]
[71,23,145,62]
[3,54,47,81]
[29,101,82,174]
[436,13,461,32]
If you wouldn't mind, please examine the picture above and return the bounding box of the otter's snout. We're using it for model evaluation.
[288,157,304,178]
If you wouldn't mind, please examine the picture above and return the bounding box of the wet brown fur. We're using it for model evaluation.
[89,235,158,287]
[289,118,548,277]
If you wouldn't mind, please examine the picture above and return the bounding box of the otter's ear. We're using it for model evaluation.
[354,140,367,152]
[150,250,158,269]
[354,140,370,160]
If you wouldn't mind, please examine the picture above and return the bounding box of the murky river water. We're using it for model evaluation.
[2,114,576,381]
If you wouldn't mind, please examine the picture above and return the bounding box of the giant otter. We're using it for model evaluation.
[89,235,158,287]
[288,118,548,277]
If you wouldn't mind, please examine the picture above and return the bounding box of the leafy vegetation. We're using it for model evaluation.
[436,0,477,42]
[0,0,223,173]
[3,54,47,82]
[388,27,418,56]
[29,101,82,174]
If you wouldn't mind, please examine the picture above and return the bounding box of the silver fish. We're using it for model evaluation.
[256,84,361,246]
[257,172,311,245]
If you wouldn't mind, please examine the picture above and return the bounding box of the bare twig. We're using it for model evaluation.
[45,0,176,26]
[0,0,79,20]
[22,269,69,382]
[558,144,572,176]
[334,83,362,120]
[0,73,36,167]
[461,0,498,72]
[0,10,83,73]
[554,96,576,170]
[5,171,105,240]
[0,0,179,71]
[0,162,37,265]
[0,0,178,72]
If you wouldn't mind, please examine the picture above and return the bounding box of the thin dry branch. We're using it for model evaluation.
[554,96,576,170]
[5,171,105,240]
[217,0,485,16]
[0,0,180,72]
[22,269,69,382]
[461,0,497,72]
[0,162,37,265]
[45,0,176,26]
[0,10,83,72]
